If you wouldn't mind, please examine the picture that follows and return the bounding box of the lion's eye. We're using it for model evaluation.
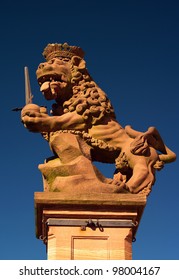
[48,59,55,64]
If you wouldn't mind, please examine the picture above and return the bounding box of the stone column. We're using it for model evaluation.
[34,192,146,260]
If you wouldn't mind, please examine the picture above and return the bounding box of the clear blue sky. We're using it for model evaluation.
[1,0,178,260]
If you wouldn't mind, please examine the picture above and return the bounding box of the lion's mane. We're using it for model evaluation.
[62,66,116,126]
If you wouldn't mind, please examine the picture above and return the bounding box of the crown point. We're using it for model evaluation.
[42,42,85,61]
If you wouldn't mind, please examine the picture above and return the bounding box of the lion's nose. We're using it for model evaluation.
[38,63,45,69]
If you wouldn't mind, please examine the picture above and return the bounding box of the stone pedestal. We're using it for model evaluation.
[34,192,146,260]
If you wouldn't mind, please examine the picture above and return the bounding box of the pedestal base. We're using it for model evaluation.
[34,192,146,260]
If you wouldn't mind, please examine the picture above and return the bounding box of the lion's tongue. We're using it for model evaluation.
[40,81,50,92]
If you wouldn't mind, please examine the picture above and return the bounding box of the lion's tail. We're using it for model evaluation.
[159,145,176,163]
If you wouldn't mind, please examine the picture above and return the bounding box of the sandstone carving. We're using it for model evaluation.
[21,43,176,195]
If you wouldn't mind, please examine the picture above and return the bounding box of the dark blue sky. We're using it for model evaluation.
[1,0,179,259]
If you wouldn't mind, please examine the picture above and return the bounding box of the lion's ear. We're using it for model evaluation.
[71,56,86,69]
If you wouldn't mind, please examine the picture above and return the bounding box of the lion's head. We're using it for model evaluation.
[36,43,116,127]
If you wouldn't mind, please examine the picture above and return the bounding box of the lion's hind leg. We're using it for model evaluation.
[125,162,155,194]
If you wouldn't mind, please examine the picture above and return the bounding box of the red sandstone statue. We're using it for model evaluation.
[21,43,176,195]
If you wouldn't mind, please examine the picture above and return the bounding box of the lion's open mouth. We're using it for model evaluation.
[38,73,66,86]
[37,73,70,100]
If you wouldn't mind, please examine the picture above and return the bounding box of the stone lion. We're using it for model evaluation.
[21,43,176,195]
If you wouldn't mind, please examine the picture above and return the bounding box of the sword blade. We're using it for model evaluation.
[24,66,33,104]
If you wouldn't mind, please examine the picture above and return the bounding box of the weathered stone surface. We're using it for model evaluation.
[39,155,125,193]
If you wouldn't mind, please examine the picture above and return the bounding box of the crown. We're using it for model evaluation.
[42,42,85,61]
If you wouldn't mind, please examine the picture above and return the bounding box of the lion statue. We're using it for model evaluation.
[21,43,176,195]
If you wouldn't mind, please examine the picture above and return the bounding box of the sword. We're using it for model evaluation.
[24,66,33,105]
[12,66,33,111]
[12,67,46,112]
